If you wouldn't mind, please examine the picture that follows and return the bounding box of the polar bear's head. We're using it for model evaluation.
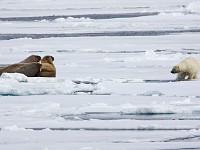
[171,65,181,74]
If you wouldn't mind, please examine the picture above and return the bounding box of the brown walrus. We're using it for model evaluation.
[19,55,41,63]
[0,66,6,70]
[38,55,56,77]
[0,62,42,77]
[0,55,41,70]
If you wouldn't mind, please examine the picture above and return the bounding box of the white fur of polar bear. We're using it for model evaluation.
[171,56,200,81]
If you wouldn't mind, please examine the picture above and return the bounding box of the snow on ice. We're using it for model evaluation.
[0,0,200,150]
[0,73,100,96]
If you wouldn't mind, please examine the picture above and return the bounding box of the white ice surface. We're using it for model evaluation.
[0,0,200,150]
[0,0,193,17]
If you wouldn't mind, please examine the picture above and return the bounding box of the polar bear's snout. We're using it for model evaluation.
[171,68,177,74]
[171,66,180,74]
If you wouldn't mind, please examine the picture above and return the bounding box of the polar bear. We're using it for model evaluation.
[171,56,200,81]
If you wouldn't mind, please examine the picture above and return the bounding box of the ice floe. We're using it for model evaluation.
[185,1,200,13]
[1,125,32,132]
[0,73,28,82]
[0,74,100,96]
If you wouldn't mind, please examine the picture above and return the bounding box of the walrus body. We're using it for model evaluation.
[0,55,41,70]
[0,55,56,77]
[0,63,41,77]
[19,55,41,63]
[0,66,5,70]
[38,56,56,77]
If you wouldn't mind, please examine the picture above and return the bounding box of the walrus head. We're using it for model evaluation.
[20,55,41,63]
[41,55,54,64]
[171,65,180,74]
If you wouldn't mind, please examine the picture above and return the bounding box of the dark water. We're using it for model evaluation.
[0,127,195,131]
[0,12,159,21]
[144,79,177,83]
[1,29,200,40]
[0,12,199,40]
[60,112,200,121]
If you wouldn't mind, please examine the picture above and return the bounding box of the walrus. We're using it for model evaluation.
[19,55,41,63]
[0,66,5,70]
[0,55,41,70]
[0,62,42,77]
[38,55,56,77]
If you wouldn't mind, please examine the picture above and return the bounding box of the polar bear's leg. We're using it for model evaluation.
[177,72,186,81]
[193,72,198,79]
[188,73,195,80]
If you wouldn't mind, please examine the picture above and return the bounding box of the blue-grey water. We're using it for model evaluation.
[0,29,200,40]
[0,12,159,21]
